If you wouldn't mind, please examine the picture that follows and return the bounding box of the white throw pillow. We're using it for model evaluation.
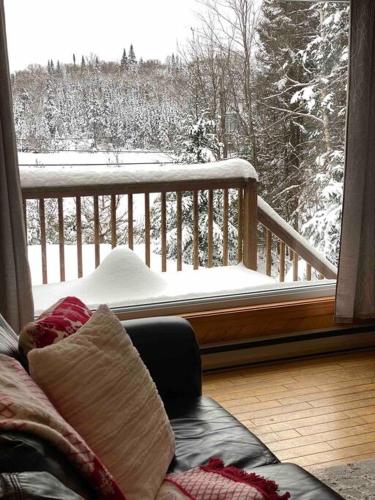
[28,304,175,500]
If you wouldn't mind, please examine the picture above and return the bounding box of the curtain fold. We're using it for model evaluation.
[336,0,375,322]
[0,0,34,331]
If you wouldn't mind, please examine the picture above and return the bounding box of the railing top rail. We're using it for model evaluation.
[20,159,257,198]
[257,196,337,279]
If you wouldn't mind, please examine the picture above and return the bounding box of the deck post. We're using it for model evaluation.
[243,179,257,270]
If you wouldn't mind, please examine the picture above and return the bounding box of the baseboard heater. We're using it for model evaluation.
[200,323,375,371]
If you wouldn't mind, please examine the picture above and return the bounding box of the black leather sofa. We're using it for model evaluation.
[0,316,343,499]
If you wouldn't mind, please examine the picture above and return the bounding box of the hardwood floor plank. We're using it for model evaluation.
[225,400,285,416]
[291,441,375,467]
[266,423,375,451]
[243,411,351,433]
[226,401,307,417]
[306,452,375,470]
[328,430,375,450]
[275,442,333,461]
[297,416,367,436]
[213,394,261,406]
[275,383,375,406]
[251,397,375,427]
[309,388,375,408]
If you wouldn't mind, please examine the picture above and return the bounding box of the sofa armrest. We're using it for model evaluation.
[122,316,202,401]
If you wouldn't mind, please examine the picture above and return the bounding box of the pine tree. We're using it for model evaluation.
[43,78,59,141]
[73,53,76,67]
[120,48,128,71]
[81,55,86,69]
[300,2,349,264]
[256,0,318,229]
[128,44,137,66]
[178,114,222,164]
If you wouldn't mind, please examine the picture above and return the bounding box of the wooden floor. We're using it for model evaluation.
[202,350,375,470]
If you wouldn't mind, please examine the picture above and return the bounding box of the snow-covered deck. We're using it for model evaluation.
[22,155,336,314]
[32,247,275,314]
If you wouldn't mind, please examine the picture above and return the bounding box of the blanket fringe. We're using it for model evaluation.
[200,458,290,500]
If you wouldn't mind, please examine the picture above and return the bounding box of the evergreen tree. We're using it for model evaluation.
[43,78,59,141]
[73,53,76,67]
[256,0,317,229]
[178,114,222,163]
[128,44,137,66]
[120,48,128,71]
[300,2,349,264]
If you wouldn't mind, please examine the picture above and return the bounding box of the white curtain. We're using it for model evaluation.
[0,0,34,331]
[336,0,375,322]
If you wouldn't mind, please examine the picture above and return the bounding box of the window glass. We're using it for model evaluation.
[5,0,349,313]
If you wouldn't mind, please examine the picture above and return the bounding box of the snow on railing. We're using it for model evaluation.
[20,159,257,194]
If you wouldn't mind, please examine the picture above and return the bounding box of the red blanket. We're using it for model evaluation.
[0,355,124,499]
[158,458,290,500]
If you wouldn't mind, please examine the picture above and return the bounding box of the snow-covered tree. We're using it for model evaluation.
[128,44,137,67]
[299,3,349,264]
[178,114,222,163]
[120,49,128,71]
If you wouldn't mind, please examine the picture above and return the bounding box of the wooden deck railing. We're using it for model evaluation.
[20,159,337,285]
[257,197,337,281]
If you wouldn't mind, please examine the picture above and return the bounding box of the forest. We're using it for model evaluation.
[12,0,349,267]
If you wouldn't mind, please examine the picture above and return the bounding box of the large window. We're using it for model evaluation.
[5,0,350,315]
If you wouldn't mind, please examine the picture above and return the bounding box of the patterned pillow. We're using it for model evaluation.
[19,296,92,356]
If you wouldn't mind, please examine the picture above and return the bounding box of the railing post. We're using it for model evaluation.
[242,179,257,270]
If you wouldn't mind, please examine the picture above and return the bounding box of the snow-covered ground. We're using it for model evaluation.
[18,150,175,166]
[32,247,276,314]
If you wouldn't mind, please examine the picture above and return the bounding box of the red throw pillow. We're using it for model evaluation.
[19,296,92,356]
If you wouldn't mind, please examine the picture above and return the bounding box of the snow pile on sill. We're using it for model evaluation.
[32,247,274,314]
[20,158,257,189]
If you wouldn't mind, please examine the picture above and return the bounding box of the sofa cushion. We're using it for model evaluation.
[166,396,278,472]
[0,471,85,499]
[0,432,97,498]
[244,463,342,500]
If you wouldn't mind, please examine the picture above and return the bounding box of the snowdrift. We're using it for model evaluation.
[32,247,275,314]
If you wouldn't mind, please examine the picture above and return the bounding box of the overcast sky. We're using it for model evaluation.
[4,0,199,72]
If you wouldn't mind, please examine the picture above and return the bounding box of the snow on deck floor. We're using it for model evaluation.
[32,247,276,314]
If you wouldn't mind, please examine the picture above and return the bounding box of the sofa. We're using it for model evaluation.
[0,315,343,499]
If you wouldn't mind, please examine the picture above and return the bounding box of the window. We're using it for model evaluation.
[5,0,350,317]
